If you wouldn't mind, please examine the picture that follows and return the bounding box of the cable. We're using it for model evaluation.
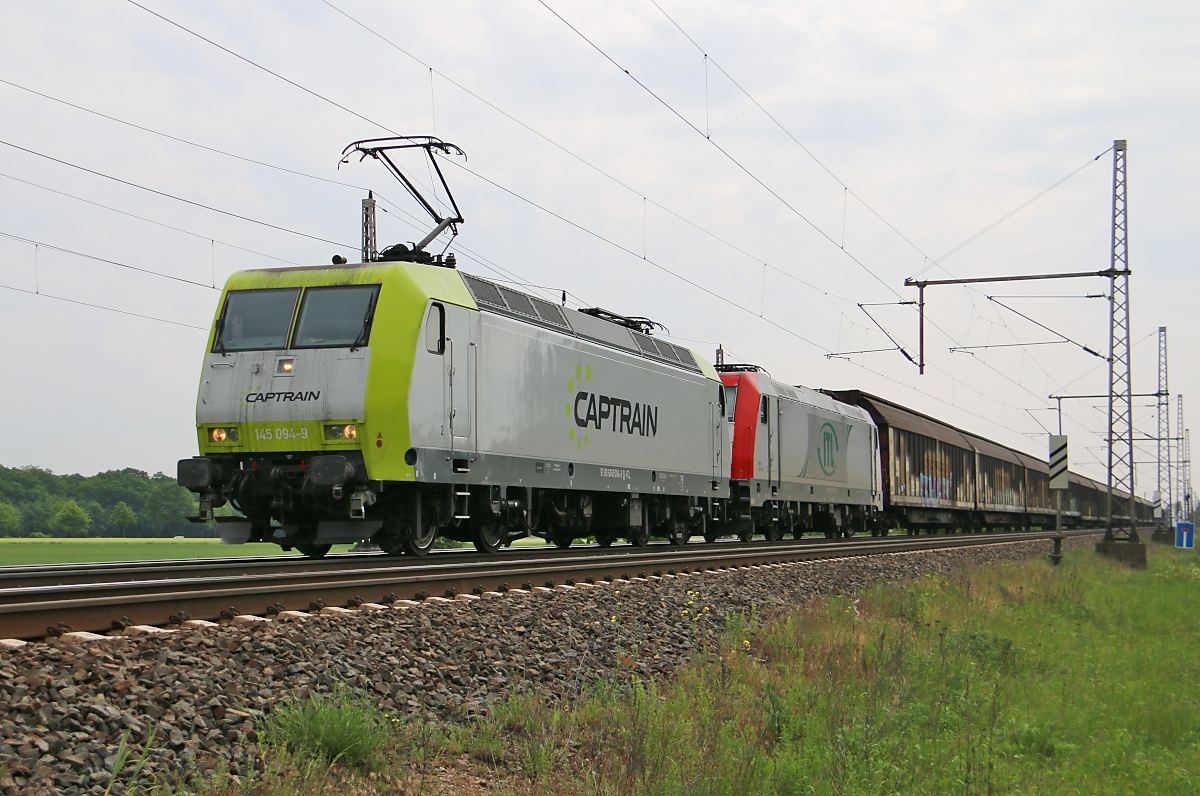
[0,231,219,291]
[987,297,1106,360]
[536,0,903,301]
[0,77,368,193]
[0,171,300,266]
[913,147,1114,279]
[124,0,394,137]
[316,2,859,308]
[123,0,1063,446]
[0,283,208,330]
[0,138,354,248]
[647,0,933,263]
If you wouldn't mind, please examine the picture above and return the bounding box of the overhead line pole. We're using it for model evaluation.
[905,140,1145,563]
[1105,140,1136,545]
[1155,327,1171,537]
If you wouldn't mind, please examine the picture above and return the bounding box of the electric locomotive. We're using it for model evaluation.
[177,257,733,557]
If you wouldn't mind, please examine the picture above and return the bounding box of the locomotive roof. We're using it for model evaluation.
[458,271,714,379]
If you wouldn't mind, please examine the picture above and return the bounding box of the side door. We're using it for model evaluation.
[443,305,478,467]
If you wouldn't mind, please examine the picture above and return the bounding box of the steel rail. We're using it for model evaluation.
[0,529,1097,641]
[0,533,956,589]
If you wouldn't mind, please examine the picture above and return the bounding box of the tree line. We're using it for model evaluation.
[0,465,209,538]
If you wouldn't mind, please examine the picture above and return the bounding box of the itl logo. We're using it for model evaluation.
[818,422,839,476]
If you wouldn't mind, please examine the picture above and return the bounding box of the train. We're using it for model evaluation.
[176,257,1152,558]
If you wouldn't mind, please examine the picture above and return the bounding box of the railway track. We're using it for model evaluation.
[0,529,1096,641]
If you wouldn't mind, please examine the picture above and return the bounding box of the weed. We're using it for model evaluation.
[261,689,390,768]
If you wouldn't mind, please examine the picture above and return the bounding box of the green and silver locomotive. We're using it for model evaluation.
[178,257,732,557]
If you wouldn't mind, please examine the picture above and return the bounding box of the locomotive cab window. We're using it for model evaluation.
[723,385,738,422]
[425,302,445,354]
[292,285,381,348]
[760,395,770,424]
[213,288,299,352]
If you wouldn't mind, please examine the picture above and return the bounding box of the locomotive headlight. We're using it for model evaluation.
[210,427,227,443]
[326,424,357,440]
[276,358,295,374]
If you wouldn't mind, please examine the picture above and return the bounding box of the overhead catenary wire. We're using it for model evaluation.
[0,231,220,291]
[535,0,904,302]
[0,282,208,331]
[647,0,933,263]
[532,0,1085,417]
[0,171,300,266]
[0,138,355,249]
[105,0,1082,447]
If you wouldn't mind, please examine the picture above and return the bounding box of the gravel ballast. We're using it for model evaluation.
[0,535,1095,794]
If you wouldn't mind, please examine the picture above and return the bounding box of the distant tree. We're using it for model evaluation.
[49,500,90,538]
[142,482,196,534]
[107,502,137,538]
[0,502,20,536]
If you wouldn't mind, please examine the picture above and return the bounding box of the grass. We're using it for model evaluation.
[188,544,1200,795]
[0,537,354,566]
[261,690,392,768]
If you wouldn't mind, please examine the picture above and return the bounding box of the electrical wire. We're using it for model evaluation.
[0,138,354,248]
[0,231,219,291]
[113,0,1085,447]
[536,0,903,301]
[0,77,368,193]
[646,0,933,262]
[0,171,300,266]
[0,283,208,330]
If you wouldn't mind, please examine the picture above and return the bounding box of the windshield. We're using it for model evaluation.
[214,288,299,352]
[292,285,380,348]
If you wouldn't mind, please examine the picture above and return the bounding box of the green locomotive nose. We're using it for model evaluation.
[180,260,480,553]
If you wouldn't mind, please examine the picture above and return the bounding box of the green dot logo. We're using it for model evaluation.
[568,362,594,447]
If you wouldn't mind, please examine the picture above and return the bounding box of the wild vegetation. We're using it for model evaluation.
[180,543,1199,795]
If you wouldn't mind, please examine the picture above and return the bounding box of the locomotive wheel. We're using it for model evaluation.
[296,543,332,559]
[667,521,690,547]
[764,523,783,542]
[552,533,573,549]
[402,522,439,556]
[792,526,805,540]
[595,530,616,547]
[471,520,504,554]
[704,533,718,543]
[737,523,754,544]
[629,524,649,547]
[377,536,406,556]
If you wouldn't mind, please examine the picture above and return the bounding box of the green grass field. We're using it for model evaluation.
[188,542,1200,796]
[0,537,354,566]
[0,534,553,566]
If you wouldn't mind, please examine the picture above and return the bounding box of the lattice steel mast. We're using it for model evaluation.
[1156,326,1171,527]
[1104,140,1136,542]
[1178,395,1187,520]
[1180,432,1190,521]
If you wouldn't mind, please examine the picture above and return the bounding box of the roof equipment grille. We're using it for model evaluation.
[460,273,572,332]
[460,272,697,371]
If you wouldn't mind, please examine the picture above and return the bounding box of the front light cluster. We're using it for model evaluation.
[209,427,239,443]
[327,423,357,440]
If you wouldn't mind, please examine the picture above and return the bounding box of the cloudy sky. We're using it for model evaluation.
[1,0,1196,499]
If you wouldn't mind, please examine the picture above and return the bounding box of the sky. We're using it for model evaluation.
[0,0,1196,502]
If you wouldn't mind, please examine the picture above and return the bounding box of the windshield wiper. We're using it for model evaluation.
[213,317,227,355]
[351,291,379,351]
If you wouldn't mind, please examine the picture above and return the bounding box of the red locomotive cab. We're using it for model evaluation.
[720,371,763,481]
